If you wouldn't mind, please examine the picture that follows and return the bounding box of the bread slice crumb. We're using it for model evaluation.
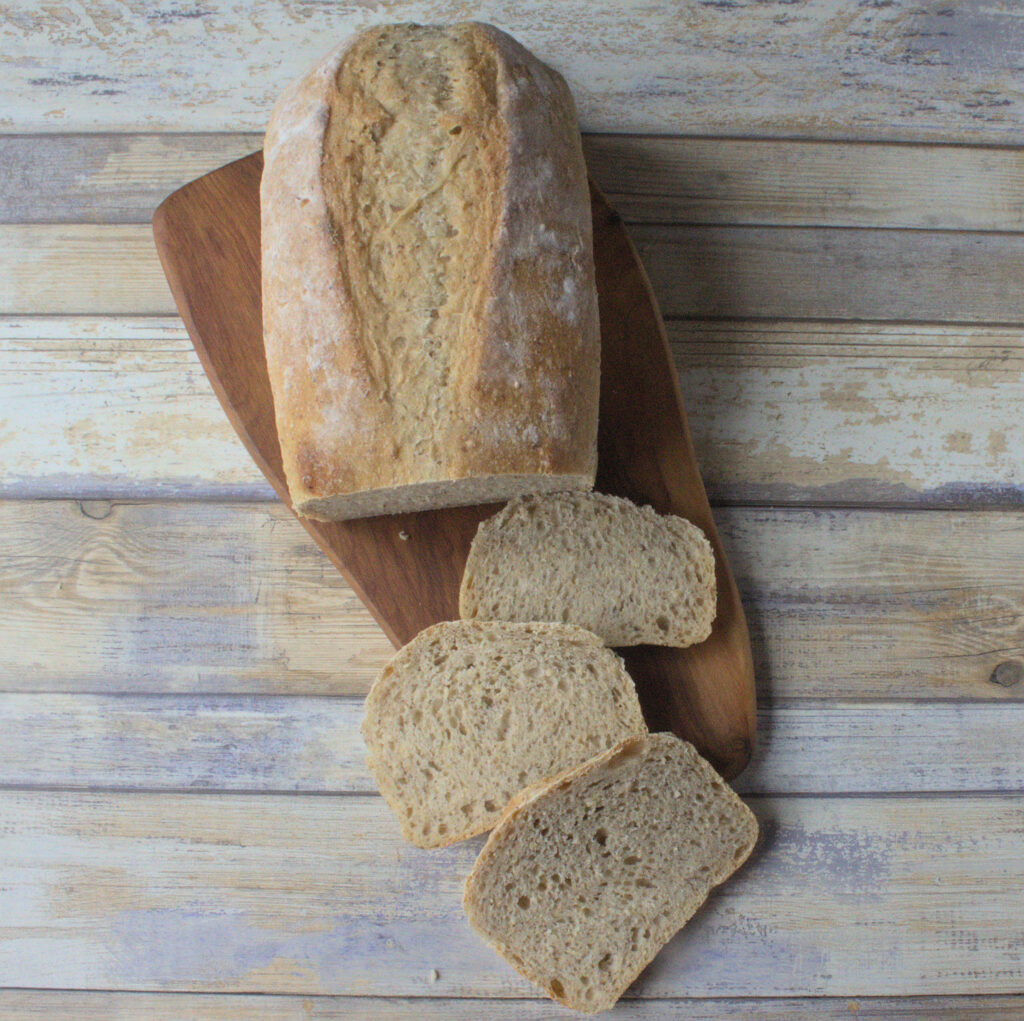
[464,732,758,1013]
[362,620,647,848]
[460,492,716,647]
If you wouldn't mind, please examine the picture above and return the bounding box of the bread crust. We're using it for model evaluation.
[261,23,599,520]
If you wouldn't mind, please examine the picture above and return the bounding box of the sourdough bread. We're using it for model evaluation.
[463,732,758,1013]
[459,492,716,646]
[261,23,600,520]
[361,621,647,848]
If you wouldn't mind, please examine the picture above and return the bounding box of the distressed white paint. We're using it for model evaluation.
[5,2,1024,142]
[675,321,1024,505]
[1,695,1023,796]
[632,224,1024,321]
[9,133,1024,231]
[3,318,1021,504]
[1,500,1021,700]
[0,317,269,498]
[0,791,1022,996]
[2,5,1024,1013]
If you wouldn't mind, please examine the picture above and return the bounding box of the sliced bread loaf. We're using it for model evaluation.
[261,23,599,520]
[361,621,647,848]
[459,492,716,647]
[463,732,758,1014]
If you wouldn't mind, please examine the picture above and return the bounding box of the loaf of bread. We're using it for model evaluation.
[261,23,600,520]
[464,732,758,1013]
[459,491,717,646]
[361,620,646,848]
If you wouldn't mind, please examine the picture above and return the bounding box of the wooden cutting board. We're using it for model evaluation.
[152,152,756,779]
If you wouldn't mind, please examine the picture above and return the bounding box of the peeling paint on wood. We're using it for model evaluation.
[675,321,1024,506]
[3,318,1021,507]
[0,134,263,224]
[0,791,1021,996]
[0,225,171,314]
[4,1,1024,1014]
[632,224,1024,322]
[0,500,1020,700]
[0,317,271,499]
[1,695,1022,796]
[5,2,1024,141]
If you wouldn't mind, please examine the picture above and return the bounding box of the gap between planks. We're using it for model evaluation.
[2,317,1022,507]
[0,694,1021,796]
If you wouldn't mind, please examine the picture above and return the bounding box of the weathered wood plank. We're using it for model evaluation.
[632,225,1024,323]
[678,320,1024,506]
[1,990,1020,1020]
[4,318,1022,506]
[9,133,1024,232]
[0,694,371,793]
[9,223,1024,321]
[0,317,271,500]
[5,3,1024,143]
[587,136,1024,231]
[0,501,1020,701]
[0,791,1021,996]
[0,226,171,315]
[0,134,263,224]
[0,500,391,695]
[1,695,1022,796]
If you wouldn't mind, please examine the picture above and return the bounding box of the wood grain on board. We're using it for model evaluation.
[4,317,1022,506]
[6,2,1024,142]
[1,991,1022,1021]
[1,790,1022,997]
[8,133,1024,231]
[152,154,755,777]
[1,501,1020,701]
[14,222,1024,320]
[1,694,1022,796]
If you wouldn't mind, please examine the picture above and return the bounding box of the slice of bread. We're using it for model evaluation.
[463,732,758,1014]
[361,621,647,848]
[459,492,716,647]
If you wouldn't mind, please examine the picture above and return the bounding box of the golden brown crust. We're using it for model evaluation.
[261,23,599,520]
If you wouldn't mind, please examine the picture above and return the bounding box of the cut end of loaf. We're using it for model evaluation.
[463,732,758,1013]
[296,472,593,521]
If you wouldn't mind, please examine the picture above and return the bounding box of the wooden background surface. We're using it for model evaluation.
[1,2,1023,1018]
